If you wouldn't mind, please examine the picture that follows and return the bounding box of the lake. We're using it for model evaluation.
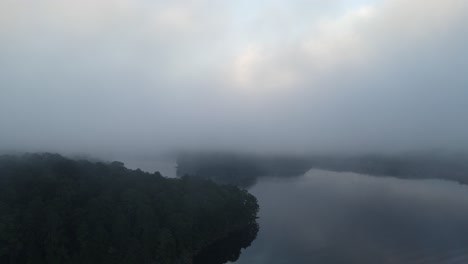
[233,169,468,264]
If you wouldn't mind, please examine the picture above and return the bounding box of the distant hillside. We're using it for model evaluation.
[176,152,312,188]
[309,152,468,184]
[177,151,468,187]
[0,153,259,264]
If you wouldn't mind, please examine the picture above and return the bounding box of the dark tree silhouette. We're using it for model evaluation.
[0,153,259,264]
[193,223,259,264]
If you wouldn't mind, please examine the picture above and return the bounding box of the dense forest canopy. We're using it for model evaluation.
[0,153,259,264]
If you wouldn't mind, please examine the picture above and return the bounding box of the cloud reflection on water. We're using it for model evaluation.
[234,170,468,264]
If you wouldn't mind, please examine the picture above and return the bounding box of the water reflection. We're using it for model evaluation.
[234,170,468,264]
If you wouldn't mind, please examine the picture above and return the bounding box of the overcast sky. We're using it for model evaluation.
[1,0,467,155]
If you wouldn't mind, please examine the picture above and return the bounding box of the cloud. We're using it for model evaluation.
[0,0,467,155]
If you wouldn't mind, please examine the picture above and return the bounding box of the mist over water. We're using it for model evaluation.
[234,170,468,264]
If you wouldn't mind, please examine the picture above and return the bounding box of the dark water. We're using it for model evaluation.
[232,170,468,264]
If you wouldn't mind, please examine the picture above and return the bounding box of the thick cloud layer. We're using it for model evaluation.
[1,0,467,155]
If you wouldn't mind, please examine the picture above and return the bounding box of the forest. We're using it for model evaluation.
[0,153,259,264]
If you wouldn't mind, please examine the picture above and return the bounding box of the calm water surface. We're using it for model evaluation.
[233,170,468,264]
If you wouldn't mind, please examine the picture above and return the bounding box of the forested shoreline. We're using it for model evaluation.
[177,151,468,187]
[0,153,259,264]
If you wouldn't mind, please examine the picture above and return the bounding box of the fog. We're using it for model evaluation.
[235,170,468,263]
[1,0,468,156]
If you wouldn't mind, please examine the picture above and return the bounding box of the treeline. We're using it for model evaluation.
[0,153,259,264]
[177,151,468,187]
[177,152,312,188]
[308,152,468,184]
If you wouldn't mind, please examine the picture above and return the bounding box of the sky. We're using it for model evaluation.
[1,0,467,156]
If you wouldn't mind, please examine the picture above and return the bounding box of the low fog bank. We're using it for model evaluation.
[176,150,468,188]
[3,148,468,184]
[235,170,468,263]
